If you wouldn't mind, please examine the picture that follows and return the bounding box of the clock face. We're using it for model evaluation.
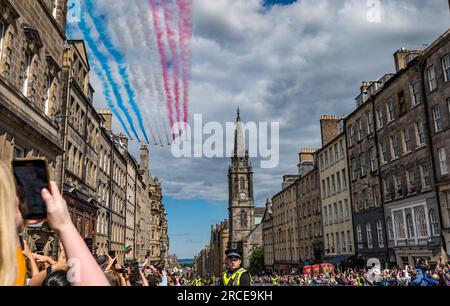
[239,193,247,200]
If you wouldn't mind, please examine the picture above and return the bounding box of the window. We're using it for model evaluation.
[342,169,347,189]
[331,174,336,194]
[419,164,431,190]
[338,201,343,222]
[333,203,338,223]
[324,206,328,225]
[360,153,366,177]
[347,231,353,252]
[406,170,416,194]
[432,105,442,133]
[442,55,450,82]
[339,139,345,159]
[367,112,374,135]
[410,83,422,107]
[344,199,350,219]
[370,147,377,172]
[406,214,415,239]
[415,121,425,147]
[349,125,354,146]
[22,51,32,97]
[240,211,247,227]
[325,151,329,168]
[438,148,448,175]
[334,144,339,161]
[341,232,346,252]
[376,109,384,129]
[362,189,369,209]
[356,225,363,249]
[393,175,403,198]
[52,0,58,18]
[415,207,428,238]
[386,99,395,122]
[383,179,391,201]
[44,76,53,116]
[376,221,384,248]
[357,119,363,141]
[394,211,406,239]
[402,129,411,154]
[366,223,373,249]
[429,209,439,236]
[380,141,388,164]
[427,66,437,91]
[373,186,380,207]
[351,158,357,181]
[386,217,394,240]
[390,135,399,159]
[328,205,332,225]
[326,178,331,196]
[336,171,341,191]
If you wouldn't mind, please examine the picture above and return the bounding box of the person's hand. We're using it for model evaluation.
[22,239,33,258]
[33,254,56,265]
[41,181,73,235]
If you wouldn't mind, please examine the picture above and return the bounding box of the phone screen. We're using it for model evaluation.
[12,159,49,220]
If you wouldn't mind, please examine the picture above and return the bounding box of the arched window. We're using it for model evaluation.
[406,214,415,238]
[240,210,247,228]
[240,177,245,190]
[429,209,440,236]
[415,207,428,237]
[394,212,405,239]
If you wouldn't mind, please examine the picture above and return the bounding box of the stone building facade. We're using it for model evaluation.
[60,40,99,249]
[272,178,298,274]
[262,199,274,273]
[296,149,324,266]
[317,117,355,264]
[0,0,68,253]
[372,49,442,267]
[346,76,392,266]
[421,30,450,257]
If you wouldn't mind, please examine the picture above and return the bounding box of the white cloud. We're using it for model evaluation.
[79,0,449,208]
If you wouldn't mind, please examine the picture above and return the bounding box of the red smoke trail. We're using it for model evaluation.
[162,0,181,132]
[150,0,175,139]
[176,0,192,138]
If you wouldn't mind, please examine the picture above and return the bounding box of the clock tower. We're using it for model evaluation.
[228,108,255,252]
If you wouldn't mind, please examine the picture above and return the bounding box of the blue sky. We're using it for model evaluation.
[165,197,228,258]
[68,0,450,259]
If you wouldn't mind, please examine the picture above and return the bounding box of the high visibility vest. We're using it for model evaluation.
[272,278,279,286]
[222,268,249,286]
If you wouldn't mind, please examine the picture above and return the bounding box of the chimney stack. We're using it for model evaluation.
[97,109,113,130]
[393,48,411,72]
[140,145,149,171]
[298,148,317,176]
[320,115,344,147]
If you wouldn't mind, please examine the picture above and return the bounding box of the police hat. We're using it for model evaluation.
[225,249,242,259]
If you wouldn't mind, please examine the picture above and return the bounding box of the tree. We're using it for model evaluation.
[248,246,264,275]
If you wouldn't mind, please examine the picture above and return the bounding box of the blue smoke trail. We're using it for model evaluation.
[85,0,150,144]
[67,12,132,139]
[78,4,141,142]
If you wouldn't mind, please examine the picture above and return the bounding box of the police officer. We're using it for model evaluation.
[221,249,251,286]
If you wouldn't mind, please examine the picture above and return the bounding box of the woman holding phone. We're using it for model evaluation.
[0,161,109,286]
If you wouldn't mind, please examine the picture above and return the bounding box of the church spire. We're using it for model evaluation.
[234,107,245,157]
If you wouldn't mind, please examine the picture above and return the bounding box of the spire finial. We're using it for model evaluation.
[237,107,240,121]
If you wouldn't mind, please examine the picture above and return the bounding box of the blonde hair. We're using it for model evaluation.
[0,161,18,286]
